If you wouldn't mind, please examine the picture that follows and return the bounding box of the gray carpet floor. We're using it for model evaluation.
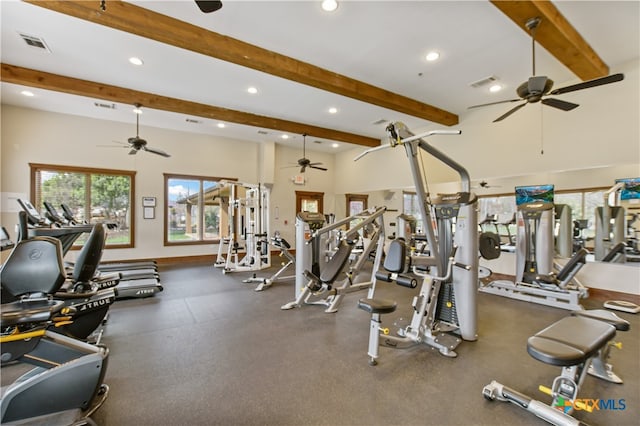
[60,261,640,425]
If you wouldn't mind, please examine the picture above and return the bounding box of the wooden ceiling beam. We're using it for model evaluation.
[490,0,609,81]
[1,63,380,147]
[25,0,458,126]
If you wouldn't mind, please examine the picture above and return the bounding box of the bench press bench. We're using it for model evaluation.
[483,309,630,426]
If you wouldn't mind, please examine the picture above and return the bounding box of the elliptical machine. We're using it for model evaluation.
[1,235,110,424]
[354,122,479,365]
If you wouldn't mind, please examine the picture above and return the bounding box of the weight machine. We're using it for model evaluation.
[354,122,479,365]
[242,233,296,291]
[281,207,386,313]
[213,181,271,274]
[480,185,588,311]
[595,178,640,262]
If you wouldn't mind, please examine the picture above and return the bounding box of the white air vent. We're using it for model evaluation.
[469,76,498,88]
[371,119,388,125]
[185,118,201,124]
[257,130,269,135]
[18,32,51,52]
[94,102,116,110]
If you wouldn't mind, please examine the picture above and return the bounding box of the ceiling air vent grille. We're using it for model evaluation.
[185,118,201,124]
[18,32,51,52]
[469,76,498,88]
[94,102,116,110]
[371,119,388,125]
[257,130,269,135]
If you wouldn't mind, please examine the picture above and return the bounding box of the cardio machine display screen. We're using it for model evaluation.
[615,177,640,200]
[514,184,554,206]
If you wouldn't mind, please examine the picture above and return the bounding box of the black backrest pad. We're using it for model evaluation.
[479,232,501,260]
[556,248,588,281]
[602,242,626,262]
[73,224,105,282]
[0,237,66,296]
[320,240,354,284]
[383,239,406,273]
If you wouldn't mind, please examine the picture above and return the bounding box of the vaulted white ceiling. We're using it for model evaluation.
[1,0,638,153]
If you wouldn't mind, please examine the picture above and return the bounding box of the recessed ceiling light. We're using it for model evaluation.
[321,0,338,12]
[489,84,502,93]
[425,51,440,62]
[281,134,289,139]
[247,86,258,94]
[328,107,338,114]
[21,90,35,97]
[332,143,339,148]
[129,57,144,66]
[217,123,226,128]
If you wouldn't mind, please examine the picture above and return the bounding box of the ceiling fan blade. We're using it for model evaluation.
[528,76,548,94]
[310,165,328,171]
[195,1,222,13]
[300,166,307,173]
[468,99,521,109]
[541,97,579,111]
[143,146,171,157]
[493,102,527,122]
[549,73,624,96]
[308,162,324,166]
[128,149,138,155]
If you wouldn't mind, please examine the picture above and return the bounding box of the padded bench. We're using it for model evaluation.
[527,316,616,366]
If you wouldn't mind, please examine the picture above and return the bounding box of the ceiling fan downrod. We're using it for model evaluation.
[526,17,541,77]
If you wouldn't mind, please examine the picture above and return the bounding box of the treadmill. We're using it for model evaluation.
[18,199,163,299]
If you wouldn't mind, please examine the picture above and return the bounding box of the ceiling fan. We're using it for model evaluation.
[99,1,222,13]
[100,104,171,158]
[468,17,624,123]
[290,134,327,173]
[472,180,502,190]
[195,1,223,13]
[127,105,170,157]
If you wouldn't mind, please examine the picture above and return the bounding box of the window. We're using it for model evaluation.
[478,187,609,248]
[30,163,135,248]
[295,191,324,214]
[402,191,424,232]
[165,174,231,245]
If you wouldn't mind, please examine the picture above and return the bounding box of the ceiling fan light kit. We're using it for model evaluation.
[468,16,624,122]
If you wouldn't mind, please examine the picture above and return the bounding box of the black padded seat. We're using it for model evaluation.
[358,298,397,314]
[319,240,353,284]
[527,316,615,367]
[572,309,630,331]
[0,299,65,327]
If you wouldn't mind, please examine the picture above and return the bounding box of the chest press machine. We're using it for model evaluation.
[280,207,386,313]
[354,122,480,365]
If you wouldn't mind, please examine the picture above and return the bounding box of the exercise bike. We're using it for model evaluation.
[1,238,110,424]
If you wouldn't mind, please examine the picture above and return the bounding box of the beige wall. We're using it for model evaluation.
[1,59,639,285]
[0,105,335,261]
[335,59,640,194]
